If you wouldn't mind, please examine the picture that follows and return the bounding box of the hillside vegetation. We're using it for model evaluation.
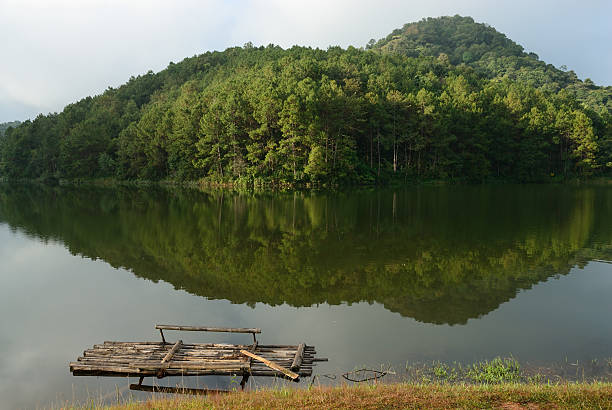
[1,16,611,185]
[371,16,612,115]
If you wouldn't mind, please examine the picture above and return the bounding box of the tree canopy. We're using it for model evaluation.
[371,16,612,115]
[1,16,610,185]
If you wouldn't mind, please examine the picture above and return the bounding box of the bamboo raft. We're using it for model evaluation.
[69,325,326,394]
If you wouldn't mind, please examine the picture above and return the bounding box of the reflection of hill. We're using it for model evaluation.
[0,184,610,325]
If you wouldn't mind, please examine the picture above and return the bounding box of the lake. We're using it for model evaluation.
[0,183,611,408]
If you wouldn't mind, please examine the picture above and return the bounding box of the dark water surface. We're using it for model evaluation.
[0,184,611,408]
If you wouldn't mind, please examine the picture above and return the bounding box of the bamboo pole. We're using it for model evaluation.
[240,350,299,380]
[155,325,261,334]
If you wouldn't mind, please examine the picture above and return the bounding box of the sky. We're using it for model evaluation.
[0,0,610,123]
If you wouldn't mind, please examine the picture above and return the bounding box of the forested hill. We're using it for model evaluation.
[1,16,611,185]
[370,16,612,115]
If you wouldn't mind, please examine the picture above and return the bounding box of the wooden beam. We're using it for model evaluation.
[240,350,299,380]
[155,325,261,334]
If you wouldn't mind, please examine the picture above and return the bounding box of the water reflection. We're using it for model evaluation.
[1,184,610,325]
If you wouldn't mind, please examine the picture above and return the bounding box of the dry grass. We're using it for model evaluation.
[94,382,612,410]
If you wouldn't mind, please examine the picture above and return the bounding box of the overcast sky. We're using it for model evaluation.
[0,0,610,123]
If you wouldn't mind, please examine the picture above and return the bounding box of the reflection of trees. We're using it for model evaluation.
[0,184,610,324]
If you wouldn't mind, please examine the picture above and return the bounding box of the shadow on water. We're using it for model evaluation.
[1,183,611,326]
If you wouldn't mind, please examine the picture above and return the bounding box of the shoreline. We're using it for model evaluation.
[96,382,612,409]
[72,356,612,409]
[1,176,611,193]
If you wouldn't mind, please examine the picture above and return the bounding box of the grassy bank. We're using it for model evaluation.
[99,382,612,409]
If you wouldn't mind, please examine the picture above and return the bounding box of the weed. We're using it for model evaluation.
[467,356,521,384]
[432,361,448,379]
[527,373,544,383]
[229,375,240,391]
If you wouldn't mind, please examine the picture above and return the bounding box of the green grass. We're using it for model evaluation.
[466,357,521,383]
[61,356,612,408]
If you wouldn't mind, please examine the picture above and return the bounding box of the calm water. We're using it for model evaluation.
[0,184,611,408]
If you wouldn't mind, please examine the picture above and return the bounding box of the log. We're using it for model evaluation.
[162,340,183,362]
[73,367,311,378]
[70,363,141,373]
[155,325,261,334]
[73,369,236,377]
[98,342,293,350]
[252,344,298,349]
[129,384,230,395]
[82,357,243,366]
[156,339,183,378]
[290,343,305,371]
[87,349,246,358]
[240,350,299,380]
[131,361,249,371]
[71,339,322,381]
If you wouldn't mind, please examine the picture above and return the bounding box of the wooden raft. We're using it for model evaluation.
[69,325,325,386]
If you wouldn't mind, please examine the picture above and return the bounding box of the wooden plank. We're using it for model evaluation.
[240,350,299,380]
[290,343,305,371]
[155,325,261,334]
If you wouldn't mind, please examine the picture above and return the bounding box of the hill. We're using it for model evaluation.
[370,15,612,115]
[1,16,610,184]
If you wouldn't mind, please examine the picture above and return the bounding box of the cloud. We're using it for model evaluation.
[0,0,610,123]
[0,0,235,121]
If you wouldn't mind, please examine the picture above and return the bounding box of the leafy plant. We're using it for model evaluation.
[467,357,521,383]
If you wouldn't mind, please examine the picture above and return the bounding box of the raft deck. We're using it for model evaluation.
[70,325,325,389]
